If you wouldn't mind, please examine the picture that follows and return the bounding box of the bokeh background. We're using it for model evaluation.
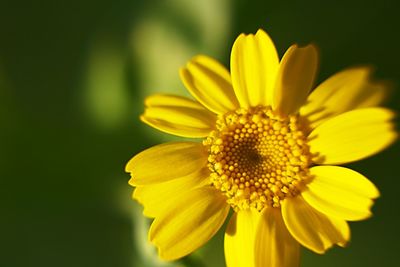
[1,0,399,266]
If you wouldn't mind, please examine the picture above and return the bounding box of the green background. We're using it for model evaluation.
[1,0,399,266]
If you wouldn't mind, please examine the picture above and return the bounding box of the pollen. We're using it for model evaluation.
[203,107,312,211]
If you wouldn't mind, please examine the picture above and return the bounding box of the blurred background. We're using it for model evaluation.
[1,0,399,266]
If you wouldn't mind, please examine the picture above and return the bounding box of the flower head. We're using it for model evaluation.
[126,29,397,267]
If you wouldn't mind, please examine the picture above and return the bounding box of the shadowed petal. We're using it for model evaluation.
[255,208,300,267]
[272,44,318,116]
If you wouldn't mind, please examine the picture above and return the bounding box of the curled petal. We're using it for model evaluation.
[180,55,239,114]
[142,94,216,138]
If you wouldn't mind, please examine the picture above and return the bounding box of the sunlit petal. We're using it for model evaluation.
[142,94,216,137]
[309,107,397,164]
[149,187,230,260]
[300,66,389,129]
[230,29,279,107]
[282,195,350,254]
[133,167,210,217]
[224,209,260,267]
[302,166,379,221]
[126,142,208,185]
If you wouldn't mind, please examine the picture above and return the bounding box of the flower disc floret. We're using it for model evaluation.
[204,107,312,211]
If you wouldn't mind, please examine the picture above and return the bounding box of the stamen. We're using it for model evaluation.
[203,107,312,211]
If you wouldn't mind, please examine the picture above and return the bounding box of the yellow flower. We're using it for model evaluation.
[126,29,397,267]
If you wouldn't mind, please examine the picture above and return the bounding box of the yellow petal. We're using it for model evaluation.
[224,209,260,267]
[302,166,379,221]
[308,107,397,165]
[141,94,216,138]
[133,167,210,217]
[282,195,350,254]
[255,208,300,267]
[126,142,208,185]
[149,187,230,261]
[230,29,279,108]
[300,66,389,128]
[180,55,239,114]
[272,44,318,116]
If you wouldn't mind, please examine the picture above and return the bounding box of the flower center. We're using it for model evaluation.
[204,107,312,211]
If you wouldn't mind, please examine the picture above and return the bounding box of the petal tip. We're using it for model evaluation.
[143,94,158,107]
[191,54,209,63]
[178,67,190,83]
[255,28,271,39]
[125,156,135,173]
[139,114,152,128]
[371,186,381,199]
[128,177,137,187]
[157,247,181,261]
[256,28,266,35]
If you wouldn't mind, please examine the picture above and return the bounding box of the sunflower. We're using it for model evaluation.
[126,29,397,267]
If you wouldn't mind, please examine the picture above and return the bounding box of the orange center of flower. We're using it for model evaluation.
[204,107,312,211]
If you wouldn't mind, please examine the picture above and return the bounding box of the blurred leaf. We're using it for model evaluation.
[84,39,130,130]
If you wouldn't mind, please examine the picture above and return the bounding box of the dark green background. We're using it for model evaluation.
[1,0,399,266]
